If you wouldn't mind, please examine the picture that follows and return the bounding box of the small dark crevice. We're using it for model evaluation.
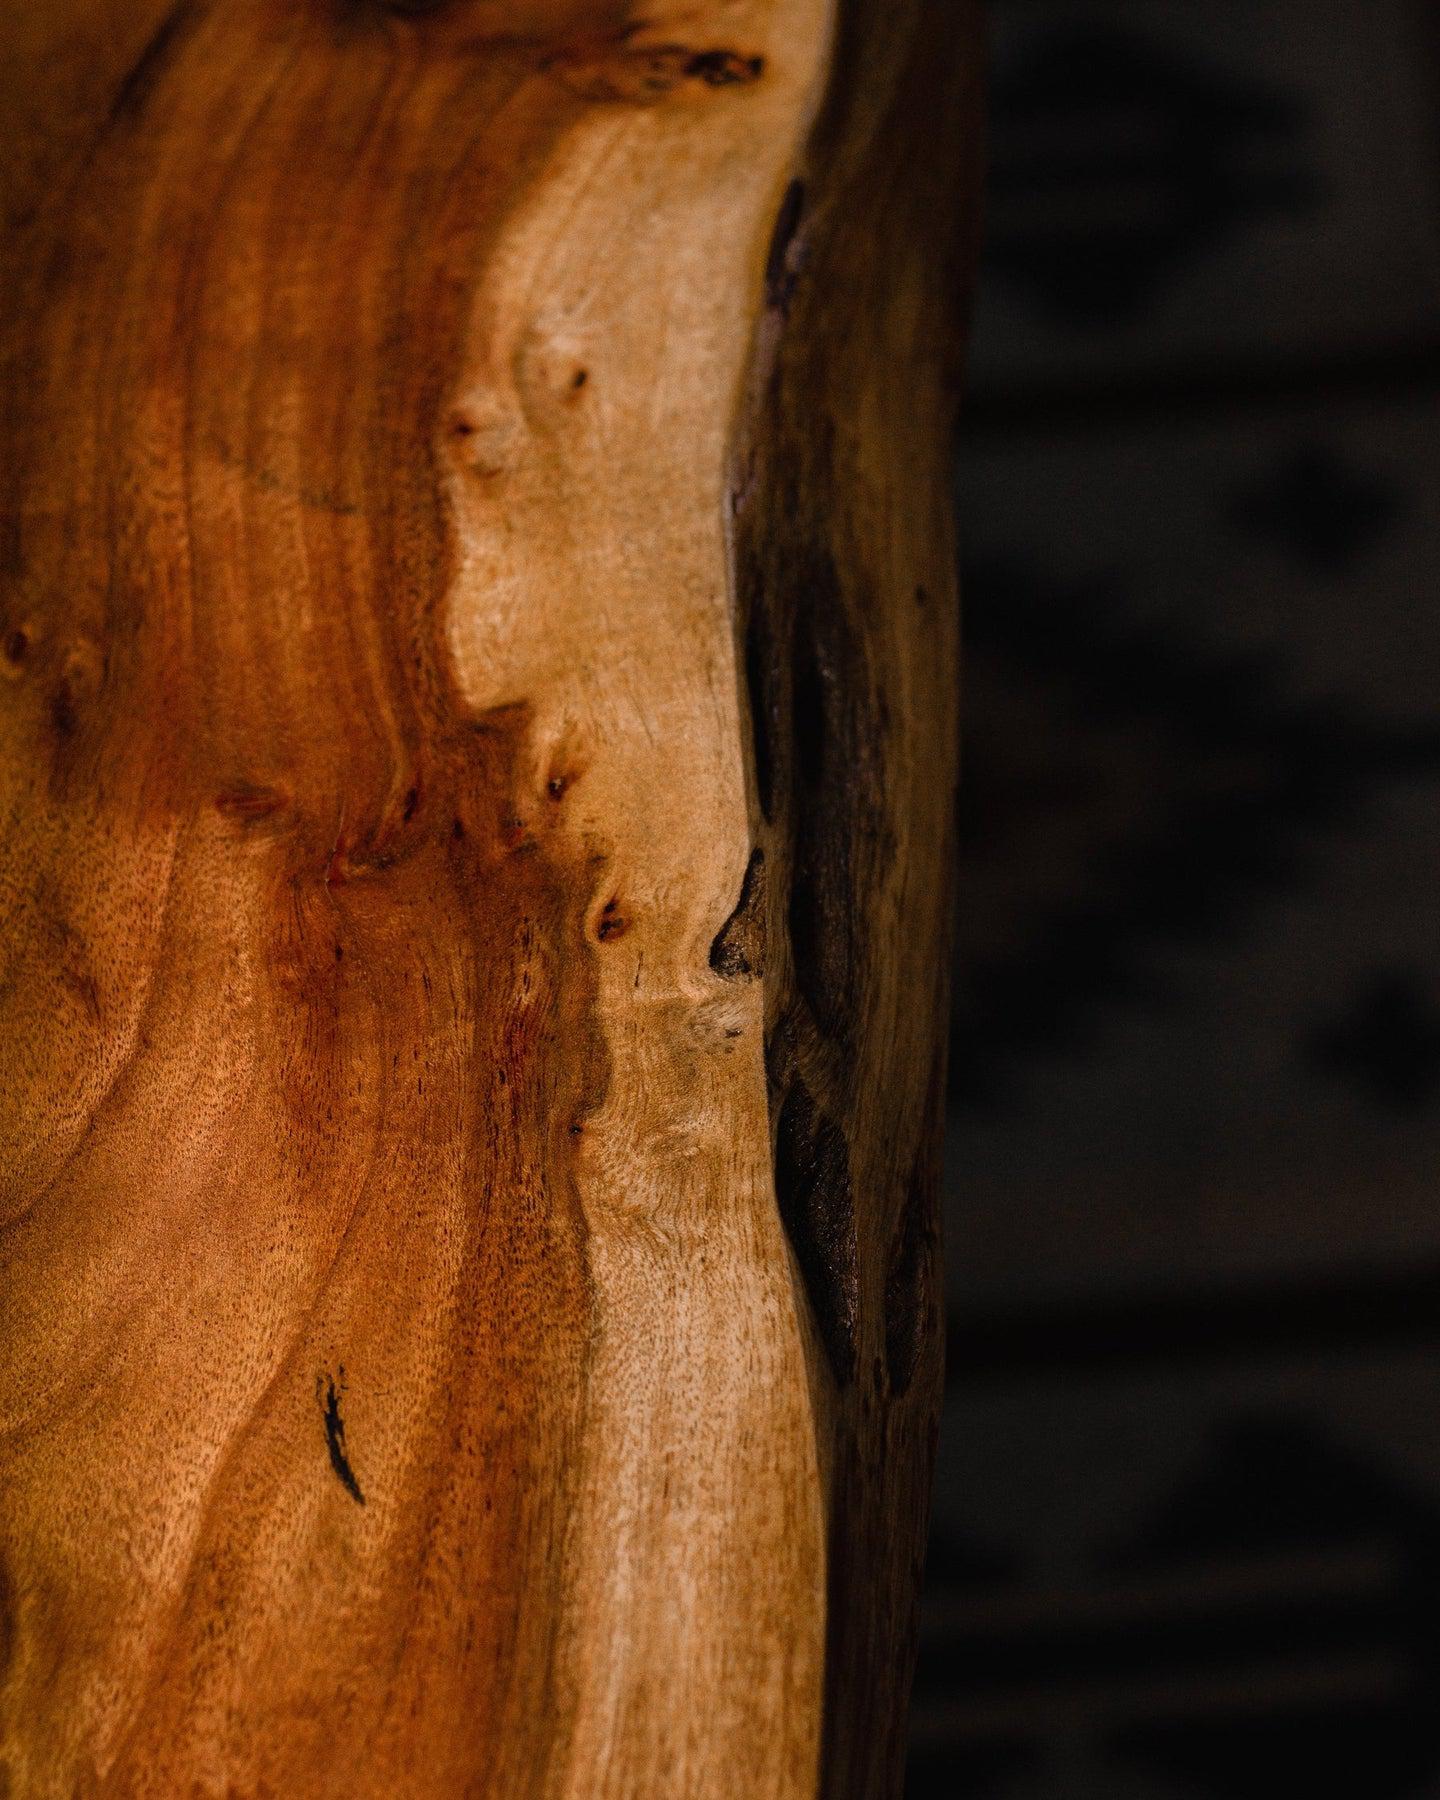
[215,783,285,824]
[107,0,199,128]
[686,50,765,87]
[710,848,767,980]
[774,1080,859,1384]
[49,679,77,743]
[596,896,628,941]
[765,178,806,311]
[319,1371,365,1506]
[546,753,585,802]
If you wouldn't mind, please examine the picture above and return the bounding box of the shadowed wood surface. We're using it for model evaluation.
[0,2,981,1794]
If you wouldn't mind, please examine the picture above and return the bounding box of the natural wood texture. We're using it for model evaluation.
[0,3,981,1794]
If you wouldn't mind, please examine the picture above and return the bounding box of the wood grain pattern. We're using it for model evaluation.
[0,2,982,1793]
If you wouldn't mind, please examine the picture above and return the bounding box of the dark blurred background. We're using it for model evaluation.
[914,2,1440,1794]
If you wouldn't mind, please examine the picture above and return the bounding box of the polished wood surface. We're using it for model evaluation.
[0,3,981,1793]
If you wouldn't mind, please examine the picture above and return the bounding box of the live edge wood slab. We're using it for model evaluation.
[0,3,981,1794]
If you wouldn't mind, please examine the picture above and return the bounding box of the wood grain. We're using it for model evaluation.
[0,2,982,1793]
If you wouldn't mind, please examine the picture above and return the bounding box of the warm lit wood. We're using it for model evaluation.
[0,2,981,1793]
